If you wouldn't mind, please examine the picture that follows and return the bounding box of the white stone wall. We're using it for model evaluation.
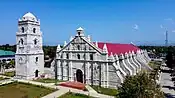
[15,13,44,80]
[55,27,151,89]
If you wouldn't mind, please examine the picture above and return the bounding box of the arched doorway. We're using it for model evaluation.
[35,70,39,77]
[76,69,83,83]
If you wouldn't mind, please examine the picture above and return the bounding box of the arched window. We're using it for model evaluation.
[77,54,80,59]
[19,57,23,62]
[90,54,93,60]
[78,32,80,35]
[77,45,80,50]
[34,39,37,45]
[36,57,38,62]
[20,38,24,45]
[21,27,24,33]
[33,28,36,33]
[66,53,69,59]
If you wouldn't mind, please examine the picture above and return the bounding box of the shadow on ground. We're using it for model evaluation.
[164,93,175,98]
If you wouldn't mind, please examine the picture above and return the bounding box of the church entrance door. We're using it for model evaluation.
[76,69,83,83]
[35,70,39,77]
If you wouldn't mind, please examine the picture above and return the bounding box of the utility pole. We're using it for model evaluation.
[165,30,168,47]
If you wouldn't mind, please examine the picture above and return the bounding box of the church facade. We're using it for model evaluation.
[55,27,151,88]
[15,12,44,79]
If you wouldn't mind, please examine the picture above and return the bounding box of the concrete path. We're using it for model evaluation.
[85,85,98,93]
[42,89,69,98]
[160,66,175,98]
[42,85,114,98]
[11,79,114,98]
[0,79,13,85]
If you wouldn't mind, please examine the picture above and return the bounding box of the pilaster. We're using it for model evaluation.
[69,52,73,81]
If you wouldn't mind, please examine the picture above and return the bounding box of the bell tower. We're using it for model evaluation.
[15,12,44,79]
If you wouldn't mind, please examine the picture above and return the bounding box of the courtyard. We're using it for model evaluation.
[59,92,93,98]
[0,82,56,98]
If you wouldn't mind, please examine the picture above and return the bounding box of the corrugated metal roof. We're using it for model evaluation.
[0,50,15,56]
[96,42,140,55]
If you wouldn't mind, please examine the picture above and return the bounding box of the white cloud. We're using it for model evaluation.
[160,24,163,29]
[164,18,174,24]
[164,18,173,21]
[172,30,175,32]
[133,24,139,30]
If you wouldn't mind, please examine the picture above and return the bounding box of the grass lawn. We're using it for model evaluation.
[59,92,93,98]
[34,78,65,83]
[3,71,15,77]
[90,85,118,96]
[0,82,56,98]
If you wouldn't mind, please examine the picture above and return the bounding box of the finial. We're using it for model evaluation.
[77,27,84,31]
[103,43,108,53]
[70,36,73,41]
[64,41,67,47]
[87,35,91,42]
[95,41,98,47]
[110,52,114,60]
[57,44,61,51]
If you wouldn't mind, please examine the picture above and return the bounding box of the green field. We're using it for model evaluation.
[0,82,56,98]
[59,92,93,98]
[34,78,65,83]
[91,85,118,96]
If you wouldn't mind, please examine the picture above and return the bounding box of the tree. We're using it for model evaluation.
[165,46,175,69]
[166,51,173,68]
[118,72,164,98]
[8,60,15,68]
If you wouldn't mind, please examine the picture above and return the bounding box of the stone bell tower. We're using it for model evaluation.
[15,12,44,79]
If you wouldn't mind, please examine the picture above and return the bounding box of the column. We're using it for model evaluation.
[86,62,90,84]
[91,63,93,85]
[99,63,102,86]
[69,52,73,81]
[106,62,109,88]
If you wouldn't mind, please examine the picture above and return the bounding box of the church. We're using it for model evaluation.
[15,12,151,88]
[55,27,151,88]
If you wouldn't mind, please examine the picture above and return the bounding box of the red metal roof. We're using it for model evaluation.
[95,42,140,55]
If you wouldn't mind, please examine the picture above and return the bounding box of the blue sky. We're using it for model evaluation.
[0,0,175,45]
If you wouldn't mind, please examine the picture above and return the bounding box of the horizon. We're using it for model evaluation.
[1,0,175,45]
